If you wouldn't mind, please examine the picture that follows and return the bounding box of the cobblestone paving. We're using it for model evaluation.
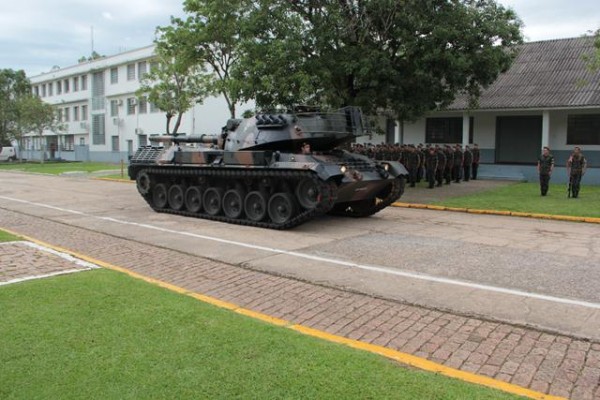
[0,241,90,284]
[1,210,599,399]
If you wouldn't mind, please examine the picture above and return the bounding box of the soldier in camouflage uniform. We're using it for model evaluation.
[425,146,438,189]
[453,144,463,183]
[471,144,481,180]
[435,145,446,187]
[406,146,420,187]
[463,145,473,182]
[444,145,454,185]
[567,147,588,198]
[416,144,424,183]
[537,146,554,196]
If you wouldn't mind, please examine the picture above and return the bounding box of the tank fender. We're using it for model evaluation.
[382,161,408,177]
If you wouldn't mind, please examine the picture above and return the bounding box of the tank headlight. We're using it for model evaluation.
[383,163,390,171]
[340,165,348,174]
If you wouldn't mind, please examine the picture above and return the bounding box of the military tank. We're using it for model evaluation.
[128,106,408,229]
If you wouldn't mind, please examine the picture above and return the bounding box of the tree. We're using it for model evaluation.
[0,69,31,146]
[237,0,523,121]
[78,51,105,64]
[16,95,64,163]
[137,24,212,135]
[586,28,600,72]
[159,0,254,119]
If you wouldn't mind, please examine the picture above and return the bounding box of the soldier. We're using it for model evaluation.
[444,145,453,185]
[406,146,420,187]
[416,144,424,183]
[435,145,446,187]
[463,145,473,182]
[567,147,588,198]
[425,146,438,189]
[537,146,554,196]
[472,143,481,180]
[453,144,463,183]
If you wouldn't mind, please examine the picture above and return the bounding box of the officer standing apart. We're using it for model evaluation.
[536,146,554,196]
[471,144,480,180]
[567,147,587,198]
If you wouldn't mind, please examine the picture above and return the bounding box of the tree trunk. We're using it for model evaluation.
[165,113,172,135]
[173,113,183,135]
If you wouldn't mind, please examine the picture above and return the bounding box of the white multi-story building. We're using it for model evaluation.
[28,45,241,162]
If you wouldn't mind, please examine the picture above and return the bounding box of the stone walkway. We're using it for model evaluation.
[0,241,91,284]
[1,210,599,399]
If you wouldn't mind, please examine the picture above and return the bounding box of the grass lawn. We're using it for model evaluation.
[0,269,520,399]
[0,230,20,242]
[436,182,600,218]
[97,173,130,181]
[0,161,120,175]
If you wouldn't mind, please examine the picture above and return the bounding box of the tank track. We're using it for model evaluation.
[139,167,337,230]
[329,177,405,218]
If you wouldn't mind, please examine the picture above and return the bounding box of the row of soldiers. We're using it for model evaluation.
[351,143,481,189]
[353,144,480,189]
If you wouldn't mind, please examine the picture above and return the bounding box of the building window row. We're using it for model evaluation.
[56,105,88,123]
[34,75,88,98]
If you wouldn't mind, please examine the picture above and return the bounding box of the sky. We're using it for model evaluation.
[1,0,599,77]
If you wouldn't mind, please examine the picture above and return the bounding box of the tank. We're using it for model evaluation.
[128,106,408,229]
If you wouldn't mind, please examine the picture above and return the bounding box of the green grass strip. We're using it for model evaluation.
[0,269,520,399]
[435,182,600,218]
[0,230,20,242]
[0,162,120,175]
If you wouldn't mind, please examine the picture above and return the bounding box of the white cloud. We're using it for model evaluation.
[102,11,114,21]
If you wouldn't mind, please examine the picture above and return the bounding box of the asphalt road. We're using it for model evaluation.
[1,171,599,340]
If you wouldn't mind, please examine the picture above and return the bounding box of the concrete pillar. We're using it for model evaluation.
[542,110,550,149]
[462,114,470,146]
[395,120,404,144]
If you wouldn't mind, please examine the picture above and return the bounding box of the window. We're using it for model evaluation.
[41,84,47,97]
[79,137,85,146]
[64,107,70,122]
[81,75,87,90]
[150,102,160,113]
[127,64,135,81]
[73,106,79,121]
[138,135,148,147]
[33,86,39,96]
[150,61,159,72]
[425,117,473,144]
[567,114,600,145]
[48,83,53,96]
[127,98,136,115]
[62,135,75,151]
[138,61,147,80]
[110,67,119,84]
[92,114,105,145]
[138,97,148,114]
[56,81,62,94]
[81,105,88,121]
[73,76,79,92]
[64,79,70,93]
[110,100,119,117]
[56,108,63,122]
[111,136,120,152]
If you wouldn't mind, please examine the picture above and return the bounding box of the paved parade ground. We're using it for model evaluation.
[1,171,600,399]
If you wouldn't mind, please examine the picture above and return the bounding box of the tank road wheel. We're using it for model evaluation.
[244,191,268,222]
[295,178,321,210]
[223,189,245,219]
[152,183,168,209]
[136,170,151,195]
[203,187,224,216]
[184,187,203,213]
[168,184,185,211]
[268,193,296,225]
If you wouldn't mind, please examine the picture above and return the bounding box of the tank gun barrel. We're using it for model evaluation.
[173,134,219,145]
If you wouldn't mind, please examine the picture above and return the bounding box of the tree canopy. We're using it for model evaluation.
[0,69,31,145]
[158,0,523,122]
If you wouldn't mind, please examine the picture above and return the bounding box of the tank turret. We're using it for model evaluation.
[129,106,408,229]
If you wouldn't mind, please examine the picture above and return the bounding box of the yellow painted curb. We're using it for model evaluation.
[92,177,133,183]
[392,202,599,224]
[0,226,565,400]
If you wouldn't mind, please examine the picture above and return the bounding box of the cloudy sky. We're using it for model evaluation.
[1,0,599,77]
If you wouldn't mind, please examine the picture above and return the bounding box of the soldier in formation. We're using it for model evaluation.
[537,146,554,196]
[567,147,587,198]
[471,144,480,180]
